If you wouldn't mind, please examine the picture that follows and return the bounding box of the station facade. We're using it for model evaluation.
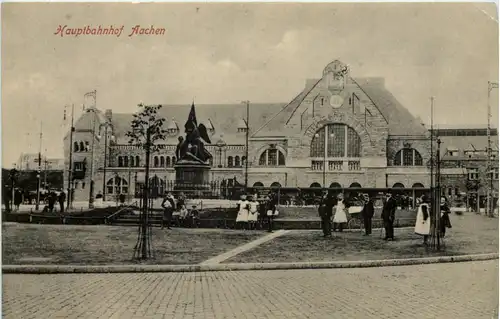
[63,60,498,204]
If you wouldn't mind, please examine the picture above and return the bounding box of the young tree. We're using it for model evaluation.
[126,103,167,260]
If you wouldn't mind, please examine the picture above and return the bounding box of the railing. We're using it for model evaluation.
[105,200,138,224]
[311,159,361,171]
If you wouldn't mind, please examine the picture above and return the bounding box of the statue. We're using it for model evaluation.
[176,103,213,165]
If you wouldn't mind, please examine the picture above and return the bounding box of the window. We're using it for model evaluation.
[242,156,246,166]
[80,142,85,152]
[154,156,159,168]
[172,156,176,165]
[135,156,140,167]
[160,156,165,167]
[228,156,233,168]
[490,168,499,180]
[235,156,240,167]
[130,156,135,167]
[393,148,423,166]
[118,156,123,167]
[310,124,361,158]
[73,142,79,152]
[259,149,286,166]
[447,149,459,157]
[106,176,128,195]
[467,168,479,180]
[123,156,129,167]
[166,157,171,167]
[149,176,165,197]
[85,141,90,152]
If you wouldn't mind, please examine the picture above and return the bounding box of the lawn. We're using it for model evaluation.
[2,223,263,265]
[224,213,498,263]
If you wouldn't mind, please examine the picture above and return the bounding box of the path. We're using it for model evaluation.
[3,260,497,319]
[200,229,289,265]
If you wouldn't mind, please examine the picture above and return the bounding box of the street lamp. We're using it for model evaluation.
[97,122,115,202]
[315,132,335,188]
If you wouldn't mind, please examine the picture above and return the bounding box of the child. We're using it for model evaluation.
[236,195,249,230]
[247,194,259,230]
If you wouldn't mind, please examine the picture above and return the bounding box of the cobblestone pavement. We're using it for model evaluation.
[3,260,498,319]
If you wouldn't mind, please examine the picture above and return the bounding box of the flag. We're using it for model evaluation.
[84,90,97,109]
[184,102,198,132]
[490,82,499,89]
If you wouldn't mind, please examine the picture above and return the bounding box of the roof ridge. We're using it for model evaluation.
[285,79,321,125]
[251,92,306,137]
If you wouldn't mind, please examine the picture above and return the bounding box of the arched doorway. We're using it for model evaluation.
[253,182,264,188]
[328,182,342,196]
[392,183,405,188]
[348,182,362,201]
[310,182,322,188]
[270,182,281,189]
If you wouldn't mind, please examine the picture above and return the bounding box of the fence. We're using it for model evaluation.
[126,181,432,207]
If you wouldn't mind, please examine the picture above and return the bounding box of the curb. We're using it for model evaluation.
[3,253,498,274]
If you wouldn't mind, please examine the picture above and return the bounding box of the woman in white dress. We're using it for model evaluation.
[415,194,431,245]
[236,195,249,229]
[332,193,348,232]
[247,194,259,230]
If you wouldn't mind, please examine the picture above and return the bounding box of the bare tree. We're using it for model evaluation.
[126,103,167,260]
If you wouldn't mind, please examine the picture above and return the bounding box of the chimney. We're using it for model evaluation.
[105,109,112,122]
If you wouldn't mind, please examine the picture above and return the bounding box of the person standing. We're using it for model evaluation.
[415,194,431,245]
[247,194,259,230]
[440,196,452,237]
[318,191,334,237]
[332,193,348,232]
[236,195,249,230]
[161,193,175,230]
[58,190,66,213]
[382,191,397,240]
[266,192,278,233]
[361,193,374,236]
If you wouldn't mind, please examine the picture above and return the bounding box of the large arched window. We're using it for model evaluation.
[130,156,135,167]
[310,124,361,158]
[160,156,165,167]
[228,156,233,168]
[118,156,124,167]
[153,156,159,168]
[123,156,129,167]
[235,156,241,167]
[135,156,140,167]
[259,149,285,166]
[393,148,423,166]
[166,157,171,167]
[106,176,128,195]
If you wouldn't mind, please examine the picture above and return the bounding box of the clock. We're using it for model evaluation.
[330,95,344,108]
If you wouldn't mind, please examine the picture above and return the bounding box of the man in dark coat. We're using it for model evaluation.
[382,191,397,240]
[266,192,279,232]
[318,191,335,237]
[58,191,66,213]
[361,193,375,236]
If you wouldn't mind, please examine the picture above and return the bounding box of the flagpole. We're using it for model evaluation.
[88,90,97,209]
[67,104,75,210]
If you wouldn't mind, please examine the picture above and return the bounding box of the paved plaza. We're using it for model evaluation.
[3,260,498,319]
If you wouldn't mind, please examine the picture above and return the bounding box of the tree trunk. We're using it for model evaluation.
[142,130,151,259]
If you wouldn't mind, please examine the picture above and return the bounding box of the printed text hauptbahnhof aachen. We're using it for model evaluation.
[54,25,166,37]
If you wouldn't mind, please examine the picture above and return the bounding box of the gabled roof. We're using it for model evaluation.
[251,77,429,137]
[110,103,284,145]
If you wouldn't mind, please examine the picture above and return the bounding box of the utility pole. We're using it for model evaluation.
[243,100,250,192]
[88,90,97,209]
[67,104,75,210]
[36,122,43,211]
[486,81,498,216]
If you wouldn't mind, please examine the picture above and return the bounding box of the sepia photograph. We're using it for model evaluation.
[1,2,499,318]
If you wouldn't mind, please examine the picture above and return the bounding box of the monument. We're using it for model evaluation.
[174,103,213,195]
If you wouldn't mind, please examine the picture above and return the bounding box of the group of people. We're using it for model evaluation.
[235,192,279,232]
[318,189,453,244]
[160,192,200,229]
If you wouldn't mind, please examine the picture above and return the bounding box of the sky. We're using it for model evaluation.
[1,2,499,168]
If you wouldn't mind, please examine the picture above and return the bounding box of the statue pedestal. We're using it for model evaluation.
[174,161,212,197]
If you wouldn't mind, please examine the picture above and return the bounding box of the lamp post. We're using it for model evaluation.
[67,104,75,210]
[487,81,498,217]
[242,100,250,191]
[97,121,114,202]
[315,131,335,189]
